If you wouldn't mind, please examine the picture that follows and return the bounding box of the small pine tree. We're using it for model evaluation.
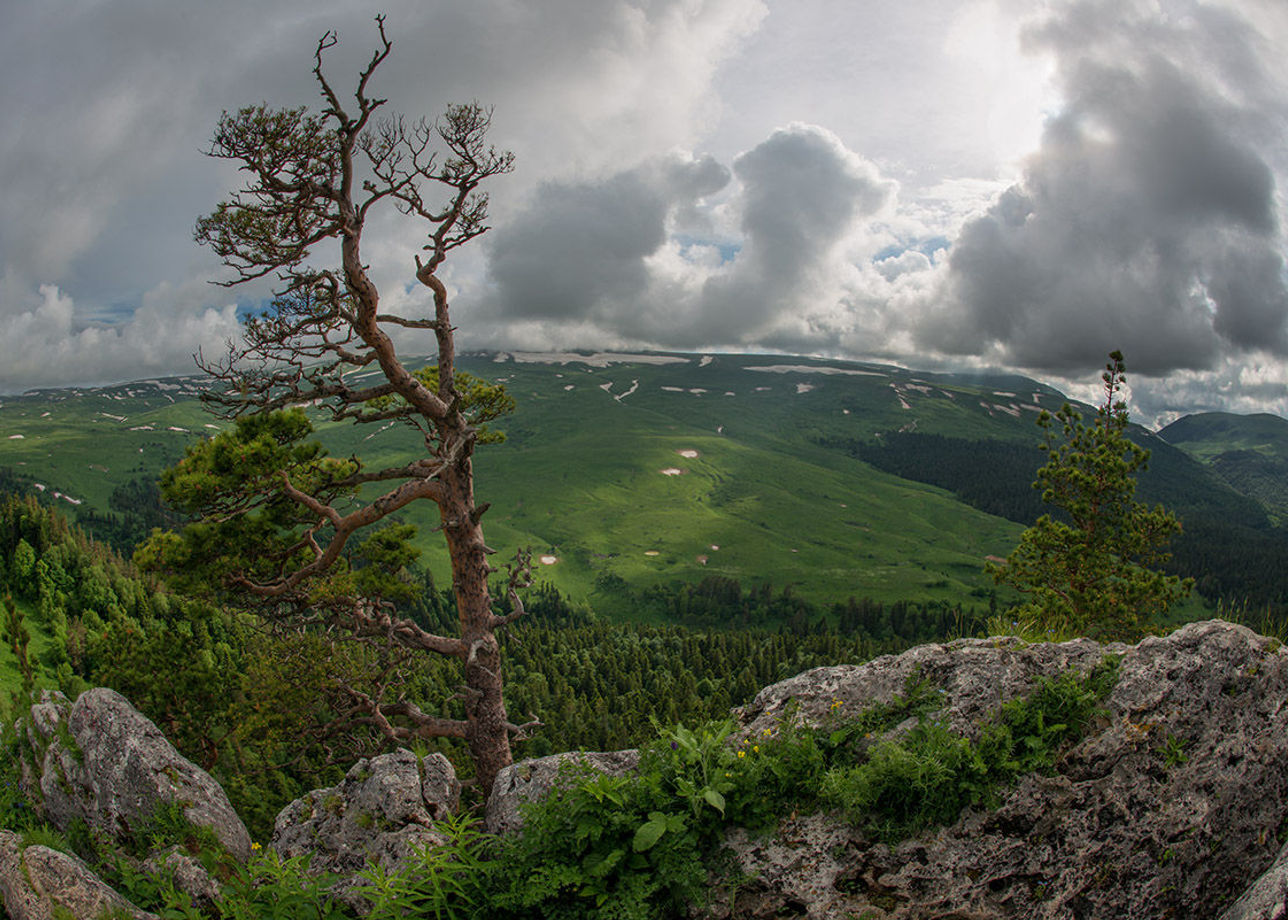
[989,351,1192,640]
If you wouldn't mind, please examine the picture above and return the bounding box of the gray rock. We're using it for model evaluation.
[26,686,251,862]
[0,829,157,920]
[485,749,641,835]
[1220,835,1288,920]
[271,748,461,879]
[721,620,1288,919]
[142,846,221,909]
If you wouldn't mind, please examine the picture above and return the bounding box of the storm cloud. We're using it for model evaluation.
[923,0,1288,376]
[482,124,895,348]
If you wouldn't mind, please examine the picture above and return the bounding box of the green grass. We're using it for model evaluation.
[0,352,1240,616]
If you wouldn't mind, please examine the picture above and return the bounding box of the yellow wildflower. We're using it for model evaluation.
[737,750,745,758]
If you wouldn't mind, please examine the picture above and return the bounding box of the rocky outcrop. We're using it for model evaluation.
[486,749,641,835]
[23,687,251,862]
[8,620,1288,919]
[270,747,461,905]
[0,829,157,920]
[720,620,1288,919]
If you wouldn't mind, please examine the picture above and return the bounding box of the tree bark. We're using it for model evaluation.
[438,456,512,794]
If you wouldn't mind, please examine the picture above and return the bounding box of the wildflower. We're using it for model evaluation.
[251,842,262,851]
[737,750,745,758]
[762,728,772,737]
[670,741,678,750]
[753,745,760,753]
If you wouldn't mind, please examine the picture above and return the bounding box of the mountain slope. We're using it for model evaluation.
[1,352,1281,612]
[1160,412,1288,523]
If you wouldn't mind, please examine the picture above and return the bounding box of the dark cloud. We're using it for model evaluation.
[481,124,894,348]
[483,155,731,324]
[925,0,1288,376]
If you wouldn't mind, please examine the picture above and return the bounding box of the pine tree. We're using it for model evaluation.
[989,352,1192,640]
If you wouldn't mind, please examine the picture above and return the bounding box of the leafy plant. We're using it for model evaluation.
[215,851,349,920]
[353,812,489,920]
[823,657,1118,841]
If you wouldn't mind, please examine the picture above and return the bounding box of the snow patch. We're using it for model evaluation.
[503,351,689,367]
[660,468,684,476]
[747,364,883,377]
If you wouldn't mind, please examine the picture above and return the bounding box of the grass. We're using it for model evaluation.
[0,351,1241,620]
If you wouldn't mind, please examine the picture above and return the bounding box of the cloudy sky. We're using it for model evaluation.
[2,0,1287,425]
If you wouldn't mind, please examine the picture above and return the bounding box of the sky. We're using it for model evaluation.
[2,0,1287,426]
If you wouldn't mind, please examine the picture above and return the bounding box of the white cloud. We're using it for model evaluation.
[0,282,241,391]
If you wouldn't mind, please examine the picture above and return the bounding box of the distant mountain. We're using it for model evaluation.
[1160,412,1288,524]
[2,351,1286,615]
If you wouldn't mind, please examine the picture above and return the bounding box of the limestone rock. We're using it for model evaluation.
[722,620,1288,919]
[25,686,251,862]
[271,748,461,878]
[1220,834,1288,920]
[142,846,221,909]
[0,829,157,920]
[485,749,641,835]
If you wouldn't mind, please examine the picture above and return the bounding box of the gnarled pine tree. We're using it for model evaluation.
[989,351,1192,640]
[146,17,526,797]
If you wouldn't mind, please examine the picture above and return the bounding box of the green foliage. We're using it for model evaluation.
[138,409,359,604]
[485,660,1116,917]
[2,593,34,695]
[352,813,489,920]
[990,353,1192,639]
[821,657,1118,841]
[215,851,350,920]
[365,366,516,444]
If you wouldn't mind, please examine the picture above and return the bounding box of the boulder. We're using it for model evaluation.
[24,686,251,862]
[721,621,1288,919]
[271,748,460,879]
[485,749,641,835]
[0,829,157,920]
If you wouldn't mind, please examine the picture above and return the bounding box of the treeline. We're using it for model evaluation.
[592,571,992,641]
[831,431,1288,614]
[0,466,184,556]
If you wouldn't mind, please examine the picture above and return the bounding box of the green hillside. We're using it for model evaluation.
[1,351,1282,616]
[1160,412,1288,523]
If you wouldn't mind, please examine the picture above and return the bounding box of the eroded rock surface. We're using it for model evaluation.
[722,620,1288,919]
[23,687,250,862]
[271,748,460,881]
[0,829,157,920]
[486,749,641,835]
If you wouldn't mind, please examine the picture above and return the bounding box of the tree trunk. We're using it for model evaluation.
[439,456,512,796]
